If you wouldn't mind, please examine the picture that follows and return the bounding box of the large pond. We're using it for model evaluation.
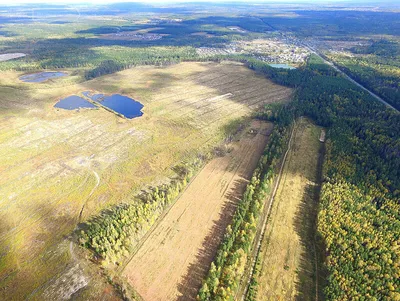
[54,96,97,110]
[83,91,144,119]
[268,64,296,70]
[20,71,68,83]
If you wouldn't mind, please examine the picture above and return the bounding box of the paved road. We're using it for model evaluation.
[307,47,398,112]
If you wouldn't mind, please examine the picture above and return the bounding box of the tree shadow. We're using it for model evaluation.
[0,198,83,300]
[293,142,327,301]
[176,178,247,301]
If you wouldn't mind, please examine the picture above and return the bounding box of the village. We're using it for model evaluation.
[196,36,310,65]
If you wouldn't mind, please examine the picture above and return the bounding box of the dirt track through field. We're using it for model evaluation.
[255,118,323,300]
[123,120,273,301]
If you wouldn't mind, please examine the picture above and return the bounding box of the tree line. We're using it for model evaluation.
[79,159,203,265]
[236,55,400,300]
[197,105,294,300]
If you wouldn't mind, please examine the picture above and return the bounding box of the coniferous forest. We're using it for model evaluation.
[219,55,400,300]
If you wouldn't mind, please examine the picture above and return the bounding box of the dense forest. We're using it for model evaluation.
[1,4,399,300]
[79,53,400,300]
[327,39,400,110]
[0,43,198,75]
[237,55,400,300]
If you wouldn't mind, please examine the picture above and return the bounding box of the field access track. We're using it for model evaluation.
[254,118,324,300]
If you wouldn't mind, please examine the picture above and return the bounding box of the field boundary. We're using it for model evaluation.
[241,118,327,301]
[235,118,297,300]
[120,120,272,301]
[116,120,252,278]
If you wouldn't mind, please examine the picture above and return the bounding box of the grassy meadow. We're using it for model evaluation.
[254,118,324,301]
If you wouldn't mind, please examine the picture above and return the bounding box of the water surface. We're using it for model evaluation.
[268,64,296,70]
[83,91,144,119]
[20,71,68,83]
[54,96,97,110]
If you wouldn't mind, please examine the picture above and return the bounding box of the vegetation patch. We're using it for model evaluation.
[79,160,201,265]
[198,105,293,300]
[246,118,325,301]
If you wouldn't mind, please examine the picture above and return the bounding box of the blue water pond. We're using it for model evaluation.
[83,91,144,119]
[268,64,296,70]
[54,96,97,110]
[20,71,68,83]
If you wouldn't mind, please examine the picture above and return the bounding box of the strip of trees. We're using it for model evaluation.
[0,45,198,75]
[197,106,293,300]
[79,159,203,265]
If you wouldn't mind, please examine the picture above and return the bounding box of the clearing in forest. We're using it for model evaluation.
[123,120,273,301]
[255,118,324,301]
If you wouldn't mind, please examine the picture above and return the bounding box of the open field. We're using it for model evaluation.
[0,61,292,300]
[123,120,273,301]
[0,53,26,62]
[255,118,324,301]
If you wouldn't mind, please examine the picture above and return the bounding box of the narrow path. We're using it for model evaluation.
[71,169,100,261]
[238,119,297,300]
[314,132,326,301]
[78,170,100,222]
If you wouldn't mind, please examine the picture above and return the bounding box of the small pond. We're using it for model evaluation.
[54,96,97,110]
[20,71,68,83]
[268,64,296,70]
[83,91,144,119]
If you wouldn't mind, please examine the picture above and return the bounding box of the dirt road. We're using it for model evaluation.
[254,118,323,300]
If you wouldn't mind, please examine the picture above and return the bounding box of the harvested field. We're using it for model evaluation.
[0,61,292,300]
[123,120,273,301]
[255,118,324,301]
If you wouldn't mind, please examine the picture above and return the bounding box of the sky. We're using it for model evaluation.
[0,0,390,4]
[0,0,398,6]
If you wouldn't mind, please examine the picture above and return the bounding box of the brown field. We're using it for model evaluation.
[123,120,273,301]
[255,118,323,301]
[0,61,292,300]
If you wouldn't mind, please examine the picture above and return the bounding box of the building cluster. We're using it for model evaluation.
[148,18,183,25]
[196,37,310,64]
[107,33,164,41]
